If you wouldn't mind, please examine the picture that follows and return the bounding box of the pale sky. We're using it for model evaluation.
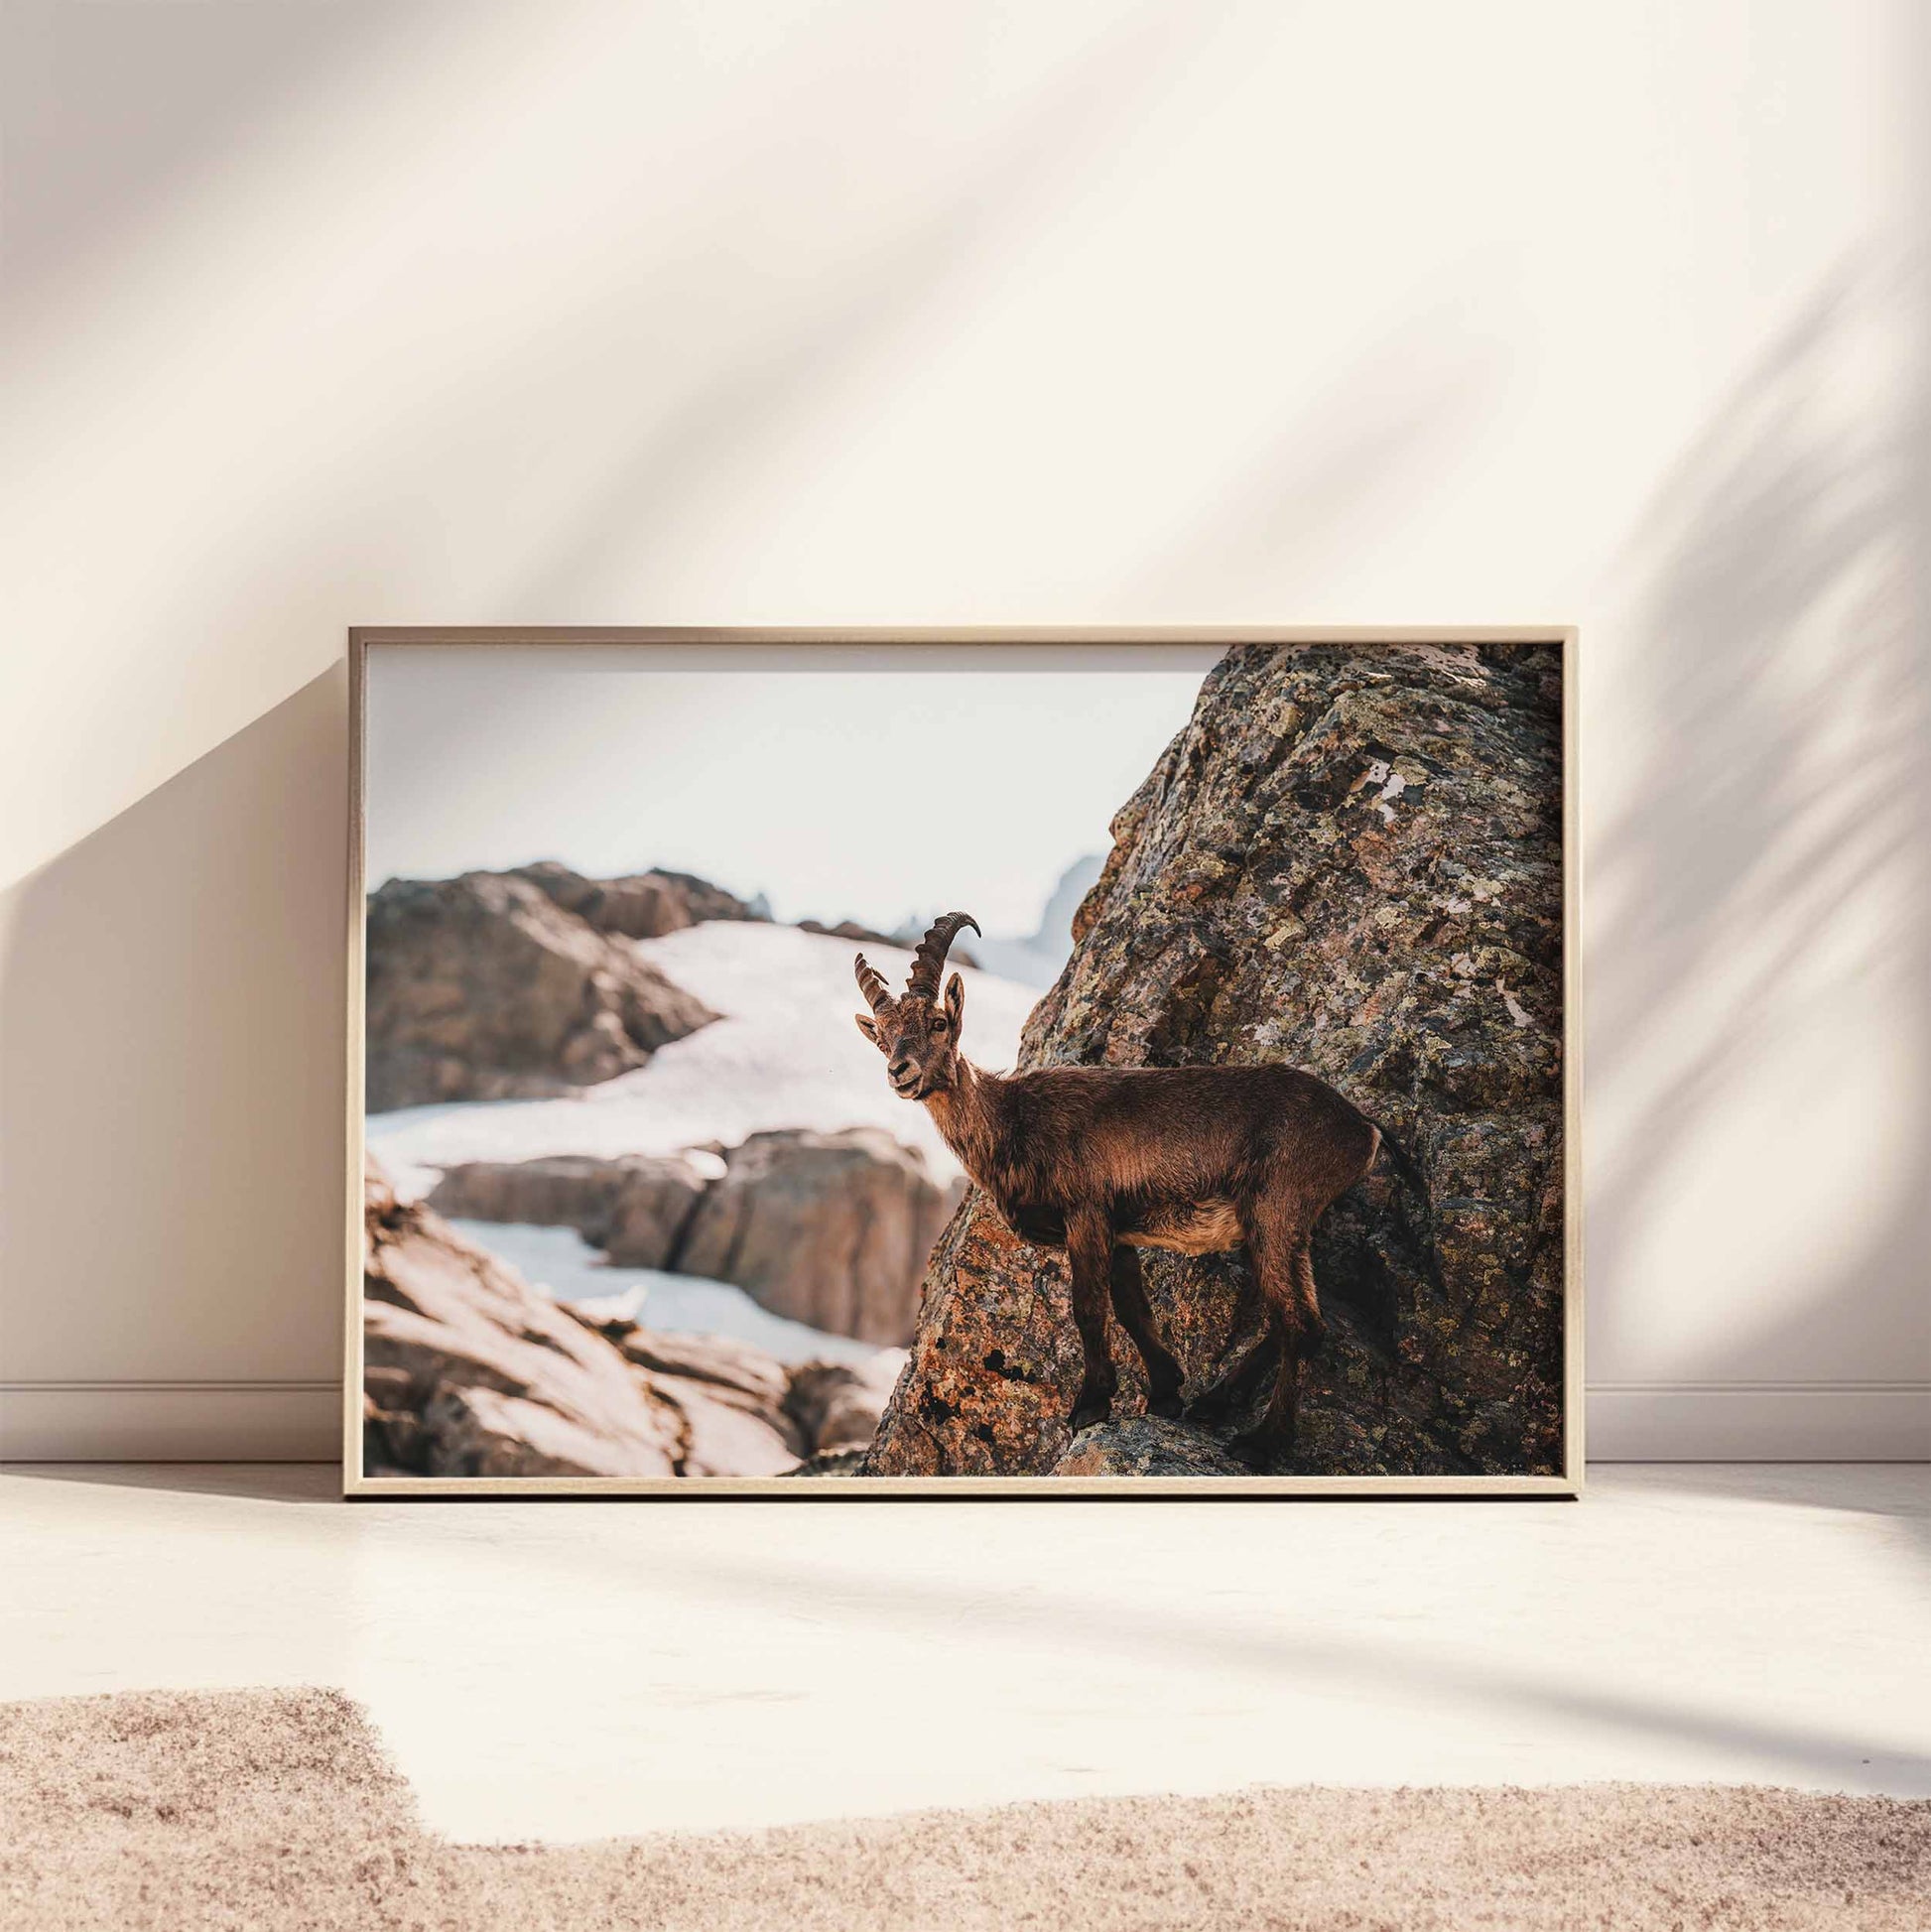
[365,644,1221,934]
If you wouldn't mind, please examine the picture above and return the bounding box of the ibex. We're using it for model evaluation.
[855,912,1421,1465]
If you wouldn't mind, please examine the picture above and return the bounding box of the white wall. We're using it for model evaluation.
[2,0,1925,1461]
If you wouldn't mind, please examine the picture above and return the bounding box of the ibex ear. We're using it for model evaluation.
[944,971,965,1028]
[854,1013,881,1047]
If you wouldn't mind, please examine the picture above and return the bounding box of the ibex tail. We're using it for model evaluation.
[1370,1123,1428,1203]
[1366,1119,1447,1300]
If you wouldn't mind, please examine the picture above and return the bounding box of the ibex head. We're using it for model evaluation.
[854,911,981,1100]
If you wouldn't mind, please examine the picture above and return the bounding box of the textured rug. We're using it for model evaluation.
[1,1690,1925,1930]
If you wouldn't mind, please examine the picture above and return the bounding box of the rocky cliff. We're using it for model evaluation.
[866,640,1565,1478]
[363,1161,905,1479]
[365,872,717,1111]
[427,1127,961,1347]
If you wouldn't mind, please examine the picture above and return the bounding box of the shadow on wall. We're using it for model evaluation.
[0,2,1223,1425]
[2,0,409,309]
[1591,257,1931,1397]
[0,670,348,1385]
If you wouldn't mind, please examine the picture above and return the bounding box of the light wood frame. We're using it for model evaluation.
[343,627,1583,1498]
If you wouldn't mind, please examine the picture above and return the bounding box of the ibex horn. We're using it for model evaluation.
[905,911,980,1000]
[854,954,891,1013]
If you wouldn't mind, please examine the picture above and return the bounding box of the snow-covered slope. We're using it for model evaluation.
[366,923,1037,1200]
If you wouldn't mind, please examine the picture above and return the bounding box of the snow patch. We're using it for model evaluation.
[367,923,1038,1199]
[451,1219,883,1366]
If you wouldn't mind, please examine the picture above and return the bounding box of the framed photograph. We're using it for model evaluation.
[346,629,1580,1496]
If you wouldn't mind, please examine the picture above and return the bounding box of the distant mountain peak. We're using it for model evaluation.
[964,854,1104,990]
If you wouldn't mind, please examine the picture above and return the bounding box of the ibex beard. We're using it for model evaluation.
[855,912,1408,1468]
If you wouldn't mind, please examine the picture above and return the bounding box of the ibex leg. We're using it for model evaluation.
[1064,1209,1119,1434]
[1229,1197,1321,1468]
[1107,1245,1184,1419]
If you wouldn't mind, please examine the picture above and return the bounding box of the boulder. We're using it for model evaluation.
[664,1385,802,1478]
[784,1351,910,1456]
[513,861,765,940]
[363,1160,806,1478]
[427,1153,712,1269]
[867,640,1566,1479]
[362,1161,687,1477]
[595,1322,804,1476]
[364,1161,911,1477]
[423,1132,955,1345]
[786,1447,869,1478]
[608,1326,793,1408]
[1051,1416,1253,1478]
[412,1384,665,1481]
[365,873,716,1111]
[676,1129,964,1347]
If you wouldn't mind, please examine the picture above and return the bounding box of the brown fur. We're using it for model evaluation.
[855,915,1389,1463]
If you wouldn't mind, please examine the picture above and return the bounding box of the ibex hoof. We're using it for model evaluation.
[1145,1386,1185,1421]
[1068,1376,1116,1433]
[1184,1385,1243,1427]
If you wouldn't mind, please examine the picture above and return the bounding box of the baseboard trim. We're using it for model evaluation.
[0,1382,341,1462]
[1587,1383,1930,1462]
[2,1379,1925,1465]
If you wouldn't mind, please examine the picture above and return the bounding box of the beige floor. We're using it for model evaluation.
[0,1463,1924,1845]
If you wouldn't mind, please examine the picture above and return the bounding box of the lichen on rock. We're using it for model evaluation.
[866,640,1565,1479]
